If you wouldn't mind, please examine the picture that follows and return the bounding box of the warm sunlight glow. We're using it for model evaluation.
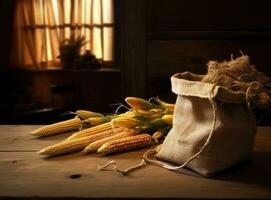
[102,0,113,23]
[12,0,114,68]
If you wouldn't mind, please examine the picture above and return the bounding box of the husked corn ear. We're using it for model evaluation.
[134,110,164,121]
[125,97,155,110]
[152,126,171,143]
[39,128,125,156]
[165,108,174,115]
[156,97,175,110]
[161,114,173,125]
[67,122,112,140]
[149,108,164,113]
[83,128,139,153]
[97,134,153,155]
[76,110,104,119]
[82,116,110,126]
[135,109,163,116]
[111,117,145,129]
[30,117,81,137]
[147,118,167,129]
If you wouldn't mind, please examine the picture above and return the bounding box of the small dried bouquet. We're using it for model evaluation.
[58,34,87,68]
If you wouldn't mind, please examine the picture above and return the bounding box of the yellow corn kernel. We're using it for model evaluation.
[161,114,173,125]
[156,97,175,110]
[82,116,110,126]
[134,109,164,121]
[125,97,155,110]
[38,127,125,156]
[67,122,112,140]
[111,117,145,129]
[97,134,153,155]
[152,126,171,143]
[83,128,139,153]
[75,110,104,120]
[30,117,81,137]
[165,108,174,115]
[149,108,164,113]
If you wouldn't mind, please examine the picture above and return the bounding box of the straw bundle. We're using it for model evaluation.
[202,55,271,109]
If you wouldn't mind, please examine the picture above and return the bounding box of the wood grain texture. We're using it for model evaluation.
[0,125,271,199]
[2,68,121,115]
[147,40,271,81]
[119,0,147,97]
[146,40,271,103]
[147,0,271,32]
[0,125,75,151]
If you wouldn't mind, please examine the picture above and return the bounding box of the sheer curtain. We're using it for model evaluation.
[10,0,114,69]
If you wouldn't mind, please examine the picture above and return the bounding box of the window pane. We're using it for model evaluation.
[102,0,113,24]
[93,0,101,24]
[93,27,102,59]
[46,28,53,61]
[103,27,113,61]
[35,29,43,62]
[83,0,92,24]
[84,28,91,51]
[12,0,114,68]
[52,0,60,24]
[34,0,44,25]
[64,0,71,24]
[64,27,70,39]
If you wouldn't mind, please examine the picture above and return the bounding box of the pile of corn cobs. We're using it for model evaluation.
[31,97,174,157]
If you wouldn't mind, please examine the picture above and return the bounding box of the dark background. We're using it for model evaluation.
[0,0,270,125]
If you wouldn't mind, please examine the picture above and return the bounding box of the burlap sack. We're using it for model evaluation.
[145,72,257,177]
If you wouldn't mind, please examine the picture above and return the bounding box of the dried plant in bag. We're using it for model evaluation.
[202,55,271,109]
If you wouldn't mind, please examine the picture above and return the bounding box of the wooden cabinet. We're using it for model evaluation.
[0,68,121,123]
[23,68,121,112]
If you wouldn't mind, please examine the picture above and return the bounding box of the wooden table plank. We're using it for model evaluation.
[0,125,75,151]
[0,125,271,199]
[1,151,271,199]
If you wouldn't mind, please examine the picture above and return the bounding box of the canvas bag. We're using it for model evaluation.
[144,72,257,177]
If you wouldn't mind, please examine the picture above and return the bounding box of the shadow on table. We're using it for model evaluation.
[213,151,271,188]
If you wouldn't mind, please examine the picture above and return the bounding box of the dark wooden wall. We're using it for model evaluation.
[0,0,15,68]
[119,0,271,125]
[146,0,271,98]
[120,0,271,99]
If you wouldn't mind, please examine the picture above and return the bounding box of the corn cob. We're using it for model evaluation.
[76,110,104,120]
[125,97,157,110]
[97,134,153,155]
[39,127,126,156]
[156,97,175,110]
[82,116,111,126]
[83,128,139,153]
[30,117,81,137]
[134,109,164,121]
[152,126,171,143]
[67,111,138,140]
[67,122,112,140]
[162,114,173,125]
[149,108,164,113]
[111,117,145,129]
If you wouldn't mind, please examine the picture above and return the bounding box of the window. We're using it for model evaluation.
[10,0,114,69]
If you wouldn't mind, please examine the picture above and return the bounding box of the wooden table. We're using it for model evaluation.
[0,125,271,199]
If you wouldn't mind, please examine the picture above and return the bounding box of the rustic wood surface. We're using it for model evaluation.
[0,125,271,199]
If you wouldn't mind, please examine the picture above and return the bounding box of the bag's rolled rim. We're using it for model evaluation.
[171,72,247,103]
